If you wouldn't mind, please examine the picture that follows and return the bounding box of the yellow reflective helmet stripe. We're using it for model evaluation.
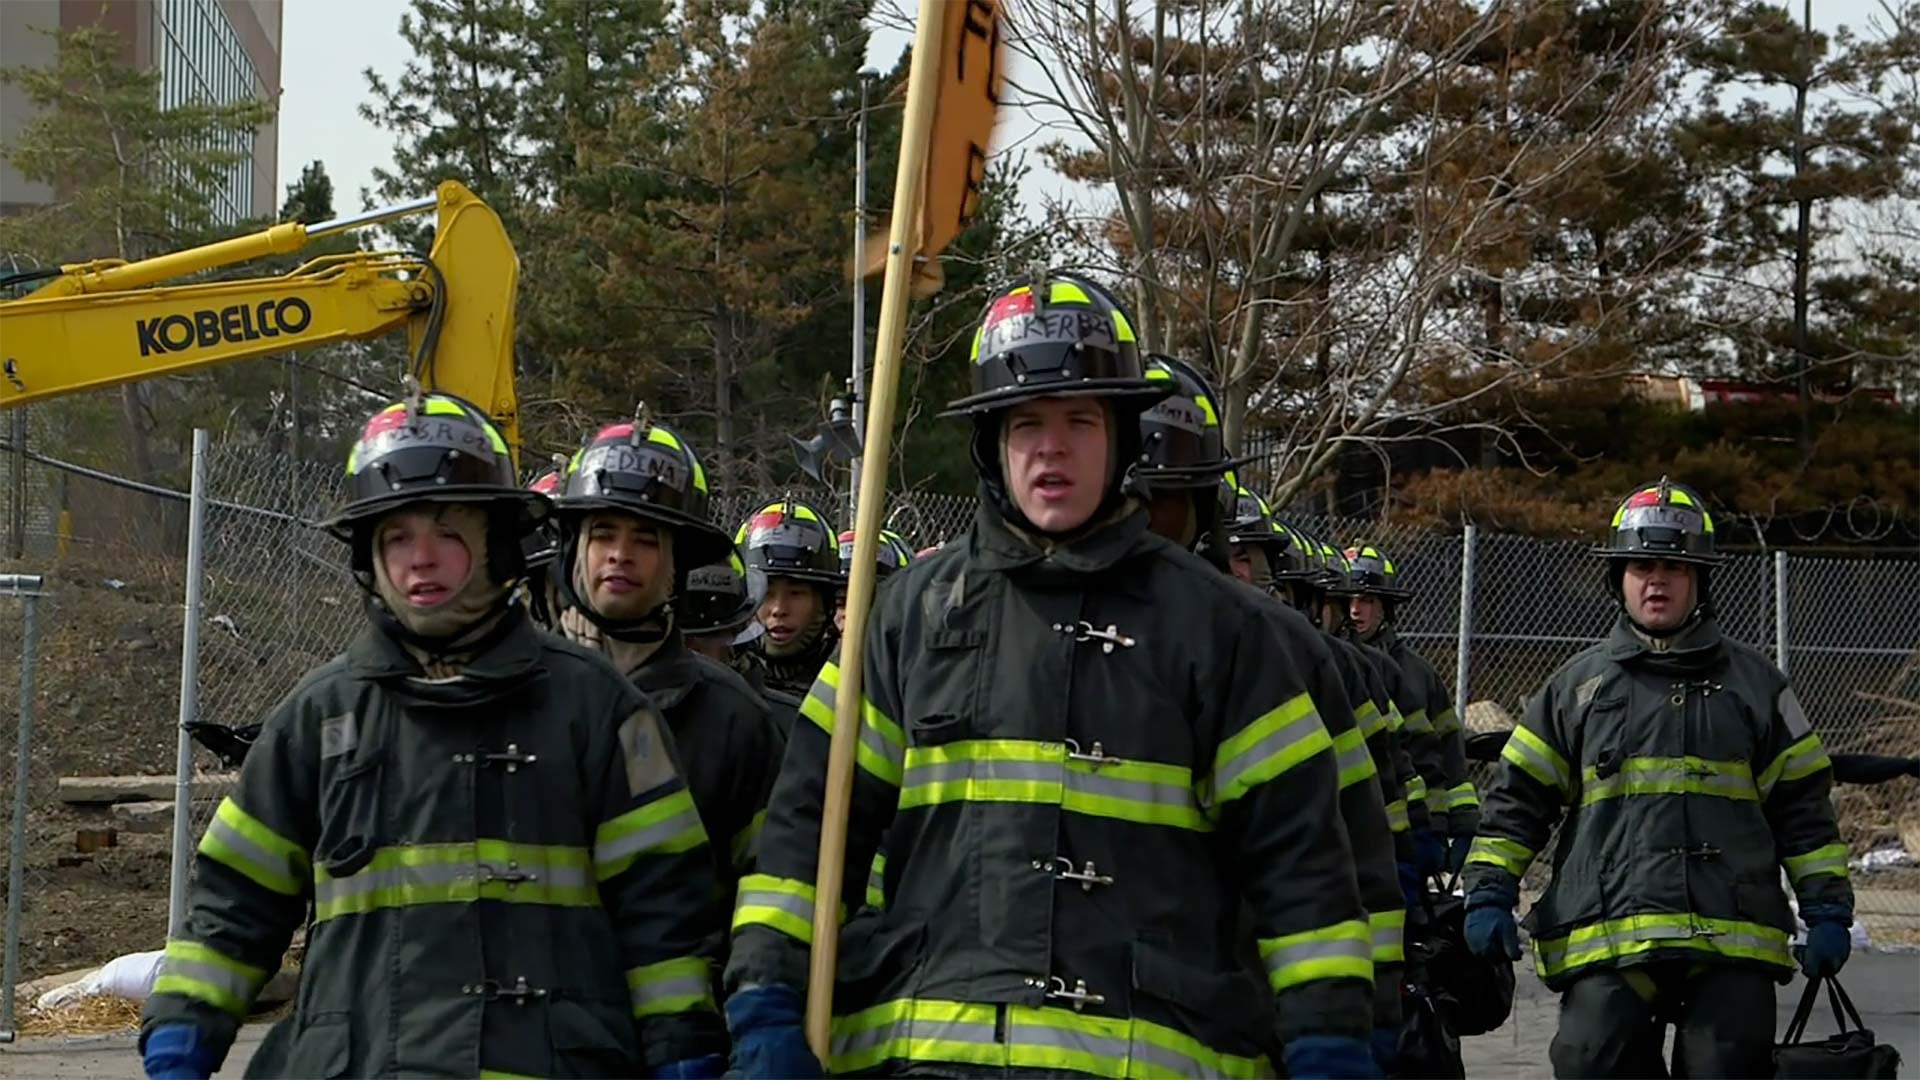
[1048,281,1090,305]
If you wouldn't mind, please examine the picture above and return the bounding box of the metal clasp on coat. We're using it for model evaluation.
[1033,855,1115,892]
[1073,621,1136,654]
[481,743,539,772]
[479,860,538,886]
[1064,738,1124,769]
[461,976,547,1004]
[1029,975,1105,1011]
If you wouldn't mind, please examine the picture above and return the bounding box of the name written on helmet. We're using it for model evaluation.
[578,444,684,494]
[135,299,314,357]
[361,417,495,461]
[1145,396,1206,435]
[978,309,1116,364]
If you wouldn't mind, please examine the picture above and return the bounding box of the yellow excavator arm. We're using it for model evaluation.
[0,181,522,458]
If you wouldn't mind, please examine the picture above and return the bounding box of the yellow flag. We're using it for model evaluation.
[857,0,1005,297]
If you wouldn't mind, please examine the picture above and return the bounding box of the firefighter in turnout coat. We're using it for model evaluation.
[1462,479,1854,1078]
[139,395,729,1079]
[723,273,1376,1079]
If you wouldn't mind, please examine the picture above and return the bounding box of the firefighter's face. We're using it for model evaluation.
[1623,558,1697,631]
[1348,593,1386,636]
[1321,596,1347,632]
[377,508,475,609]
[1004,397,1109,534]
[1228,542,1260,586]
[834,592,847,634]
[584,512,671,619]
[759,577,822,649]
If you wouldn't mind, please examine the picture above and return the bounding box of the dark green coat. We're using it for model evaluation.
[1464,615,1853,990]
[729,503,1372,1078]
[631,629,784,889]
[142,613,728,1077]
[1354,640,1433,837]
[1368,626,1478,837]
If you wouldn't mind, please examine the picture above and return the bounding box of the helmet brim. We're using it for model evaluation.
[320,488,550,541]
[1134,453,1257,491]
[555,496,735,571]
[940,379,1171,418]
[1589,546,1724,567]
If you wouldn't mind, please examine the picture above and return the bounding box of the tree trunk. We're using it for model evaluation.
[1791,0,1813,452]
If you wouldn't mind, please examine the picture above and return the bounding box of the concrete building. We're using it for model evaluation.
[1,0,282,222]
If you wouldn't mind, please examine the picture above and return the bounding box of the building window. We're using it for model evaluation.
[152,0,263,225]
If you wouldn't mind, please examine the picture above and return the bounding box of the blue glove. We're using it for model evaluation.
[1413,830,1448,878]
[1371,1025,1401,1075]
[1464,880,1522,961]
[1800,908,1852,978]
[142,1024,217,1080]
[654,1054,725,1078]
[724,984,823,1079]
[1282,1034,1376,1079]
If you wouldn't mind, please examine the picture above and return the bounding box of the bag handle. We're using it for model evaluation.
[1825,976,1868,1035]
[1782,974,1869,1046]
[1782,974,1824,1046]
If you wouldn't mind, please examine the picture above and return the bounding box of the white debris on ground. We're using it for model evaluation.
[36,950,165,1010]
[1851,846,1915,873]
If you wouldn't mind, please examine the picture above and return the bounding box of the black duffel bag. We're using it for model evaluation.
[1419,887,1516,1038]
[1776,974,1902,1078]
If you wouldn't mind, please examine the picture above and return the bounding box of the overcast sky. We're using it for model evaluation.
[278,0,1898,222]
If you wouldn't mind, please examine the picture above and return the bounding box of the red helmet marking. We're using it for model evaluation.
[597,422,636,442]
[984,291,1036,329]
[363,409,410,439]
[1626,489,1663,508]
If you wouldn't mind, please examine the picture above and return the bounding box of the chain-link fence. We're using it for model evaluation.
[4,421,1918,1016]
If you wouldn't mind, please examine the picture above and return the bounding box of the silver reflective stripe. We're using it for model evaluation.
[1583,766,1755,803]
[1216,708,1324,794]
[809,679,904,773]
[204,815,288,878]
[1014,1019,1130,1062]
[1065,768,1195,810]
[1127,1036,1213,1078]
[1334,735,1373,788]
[902,757,1059,788]
[1263,934,1371,977]
[831,1012,999,1059]
[1400,708,1432,734]
[160,955,260,999]
[737,887,812,924]
[595,804,703,865]
[632,973,709,1009]
[1503,734,1568,789]
[1373,925,1400,953]
[315,859,472,903]
[1789,853,1849,880]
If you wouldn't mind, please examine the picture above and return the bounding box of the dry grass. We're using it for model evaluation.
[14,993,142,1037]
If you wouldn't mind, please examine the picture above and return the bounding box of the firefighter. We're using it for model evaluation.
[681,553,768,672]
[1128,355,1403,1070]
[139,395,727,1079]
[1462,478,1854,1078]
[1338,543,1476,877]
[832,528,913,633]
[736,499,844,719]
[1311,539,1436,875]
[551,417,784,895]
[725,273,1375,1079]
[520,466,564,630]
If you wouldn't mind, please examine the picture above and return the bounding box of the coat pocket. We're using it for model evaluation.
[283,1010,352,1079]
[1129,941,1271,1060]
[547,996,642,1079]
[903,628,985,745]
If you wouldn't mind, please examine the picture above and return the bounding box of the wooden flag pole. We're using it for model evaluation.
[804,0,950,1060]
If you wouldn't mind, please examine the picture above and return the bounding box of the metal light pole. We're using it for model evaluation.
[848,69,877,524]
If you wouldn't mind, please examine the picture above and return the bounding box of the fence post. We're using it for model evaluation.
[168,430,211,938]
[1,573,44,1043]
[9,409,25,560]
[1773,550,1789,676]
[1454,524,1476,720]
